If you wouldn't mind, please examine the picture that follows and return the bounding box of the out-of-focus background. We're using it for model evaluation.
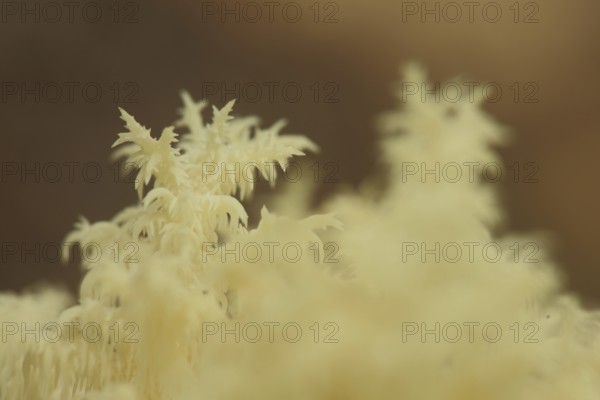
[1,0,598,303]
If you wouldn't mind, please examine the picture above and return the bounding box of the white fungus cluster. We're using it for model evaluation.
[1,65,599,400]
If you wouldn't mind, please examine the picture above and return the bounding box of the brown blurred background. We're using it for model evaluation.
[1,0,598,304]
